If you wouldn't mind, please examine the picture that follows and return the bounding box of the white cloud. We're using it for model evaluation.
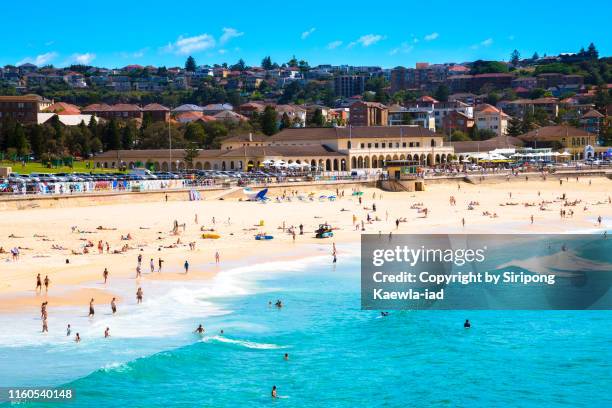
[220,27,244,45]
[17,52,58,66]
[327,40,343,50]
[354,34,385,47]
[301,27,316,40]
[389,43,414,55]
[218,49,227,55]
[424,32,439,41]
[470,38,494,50]
[164,34,216,55]
[72,53,96,64]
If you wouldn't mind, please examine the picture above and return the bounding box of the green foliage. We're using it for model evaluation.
[450,130,471,141]
[260,106,278,136]
[434,84,449,102]
[470,60,509,74]
[183,142,199,168]
[185,56,197,72]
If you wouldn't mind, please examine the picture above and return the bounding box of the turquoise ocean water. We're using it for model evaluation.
[0,245,610,407]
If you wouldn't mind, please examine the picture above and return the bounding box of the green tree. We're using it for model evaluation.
[450,130,471,141]
[287,55,298,67]
[185,56,197,72]
[184,122,206,145]
[183,142,199,169]
[507,116,523,137]
[104,118,122,150]
[280,113,292,129]
[121,124,136,149]
[532,52,539,60]
[434,84,449,102]
[261,56,273,70]
[260,106,278,136]
[310,108,325,127]
[510,49,521,66]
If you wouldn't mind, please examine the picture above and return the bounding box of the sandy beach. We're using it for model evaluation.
[1,176,610,314]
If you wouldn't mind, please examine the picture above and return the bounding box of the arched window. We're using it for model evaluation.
[430,139,436,147]
[347,141,352,149]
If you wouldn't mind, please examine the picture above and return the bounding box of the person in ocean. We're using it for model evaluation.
[381,312,389,317]
[104,327,110,338]
[66,324,71,336]
[275,300,283,308]
[194,324,205,334]
[271,386,277,399]
[464,319,471,328]
[284,353,289,361]
[75,333,81,343]
[136,288,143,304]
[88,298,95,317]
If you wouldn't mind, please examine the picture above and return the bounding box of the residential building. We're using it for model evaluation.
[474,104,509,137]
[334,75,366,98]
[142,103,170,122]
[202,103,233,116]
[276,104,307,127]
[442,111,475,134]
[498,97,559,118]
[579,109,605,136]
[350,101,388,126]
[0,94,53,124]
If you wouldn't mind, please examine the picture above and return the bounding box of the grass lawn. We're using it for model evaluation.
[0,160,124,174]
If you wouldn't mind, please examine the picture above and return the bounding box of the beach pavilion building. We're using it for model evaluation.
[93,126,454,172]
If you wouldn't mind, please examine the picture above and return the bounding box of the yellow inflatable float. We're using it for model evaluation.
[201,233,221,239]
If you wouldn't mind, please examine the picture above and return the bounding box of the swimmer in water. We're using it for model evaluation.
[271,386,277,399]
[75,333,81,343]
[194,324,205,334]
[104,327,110,338]
[381,311,389,317]
[284,353,289,361]
[464,319,471,328]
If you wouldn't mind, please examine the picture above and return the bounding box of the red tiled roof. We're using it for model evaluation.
[143,103,170,111]
[44,102,81,115]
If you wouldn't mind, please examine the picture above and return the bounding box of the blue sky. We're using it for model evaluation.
[2,0,610,69]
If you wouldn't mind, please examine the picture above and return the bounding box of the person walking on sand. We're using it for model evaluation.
[598,216,602,226]
[150,258,155,273]
[44,275,50,292]
[111,297,117,314]
[136,264,142,278]
[461,218,465,228]
[88,298,95,318]
[215,251,220,264]
[136,287,143,304]
[184,260,189,274]
[36,274,42,292]
[41,301,47,319]
[104,327,110,338]
[103,268,109,284]
[158,258,164,272]
[66,324,71,336]
[530,215,534,225]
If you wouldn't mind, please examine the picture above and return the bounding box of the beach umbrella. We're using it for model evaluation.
[262,159,274,165]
